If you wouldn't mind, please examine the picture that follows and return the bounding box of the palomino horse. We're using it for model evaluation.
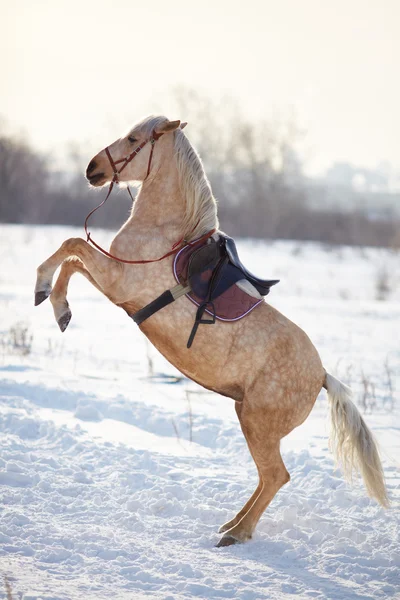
[35,116,388,546]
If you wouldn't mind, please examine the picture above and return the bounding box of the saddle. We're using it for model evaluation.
[186,234,278,298]
[131,233,279,348]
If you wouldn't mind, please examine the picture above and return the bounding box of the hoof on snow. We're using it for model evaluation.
[57,310,72,332]
[35,290,51,306]
[215,535,240,548]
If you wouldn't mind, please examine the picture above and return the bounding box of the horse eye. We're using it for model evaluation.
[128,135,137,143]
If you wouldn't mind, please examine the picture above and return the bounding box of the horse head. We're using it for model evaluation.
[86,117,185,187]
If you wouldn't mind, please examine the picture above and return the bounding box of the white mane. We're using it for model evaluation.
[137,116,219,241]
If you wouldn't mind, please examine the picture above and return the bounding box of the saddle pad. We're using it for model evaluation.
[173,238,263,322]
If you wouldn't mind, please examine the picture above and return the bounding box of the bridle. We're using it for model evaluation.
[105,128,164,194]
[84,129,215,264]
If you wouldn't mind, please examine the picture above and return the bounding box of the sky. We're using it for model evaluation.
[1,0,399,176]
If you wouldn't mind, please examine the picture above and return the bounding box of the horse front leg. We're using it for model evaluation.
[49,257,104,331]
[35,238,122,330]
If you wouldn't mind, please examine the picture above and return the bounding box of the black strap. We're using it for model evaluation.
[131,290,175,326]
[186,301,216,349]
[186,254,229,348]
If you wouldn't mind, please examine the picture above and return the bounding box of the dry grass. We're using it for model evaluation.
[375,266,391,301]
[185,390,193,443]
[384,356,395,411]
[335,359,396,413]
[1,322,33,357]
[4,576,13,600]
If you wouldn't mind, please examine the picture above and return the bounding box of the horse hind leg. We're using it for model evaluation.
[218,477,263,534]
[219,402,263,533]
[50,257,102,331]
[217,403,290,547]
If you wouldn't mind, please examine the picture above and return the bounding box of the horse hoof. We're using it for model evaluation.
[58,310,72,332]
[215,535,239,548]
[35,290,51,306]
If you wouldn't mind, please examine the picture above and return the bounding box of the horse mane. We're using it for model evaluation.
[137,115,219,241]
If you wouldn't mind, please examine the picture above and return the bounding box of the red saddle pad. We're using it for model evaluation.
[173,238,263,322]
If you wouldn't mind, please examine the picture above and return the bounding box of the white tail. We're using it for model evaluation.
[325,372,389,507]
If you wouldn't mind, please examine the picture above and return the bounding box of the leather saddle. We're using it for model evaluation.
[131,232,279,349]
[188,233,279,300]
[185,233,279,347]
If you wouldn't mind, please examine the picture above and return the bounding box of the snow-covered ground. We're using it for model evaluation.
[0,224,399,600]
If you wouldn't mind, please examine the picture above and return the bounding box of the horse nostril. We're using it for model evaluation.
[86,160,97,176]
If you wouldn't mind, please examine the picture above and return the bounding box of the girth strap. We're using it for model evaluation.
[131,284,191,326]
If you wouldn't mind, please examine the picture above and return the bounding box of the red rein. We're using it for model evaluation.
[84,129,215,264]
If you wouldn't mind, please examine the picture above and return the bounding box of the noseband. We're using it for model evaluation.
[84,129,215,264]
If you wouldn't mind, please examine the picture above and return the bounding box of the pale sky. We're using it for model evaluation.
[1,0,399,175]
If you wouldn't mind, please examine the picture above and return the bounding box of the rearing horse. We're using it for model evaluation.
[34,116,388,546]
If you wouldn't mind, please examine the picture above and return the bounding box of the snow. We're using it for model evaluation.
[0,224,399,600]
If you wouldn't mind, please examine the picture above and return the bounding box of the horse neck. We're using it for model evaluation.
[128,156,186,243]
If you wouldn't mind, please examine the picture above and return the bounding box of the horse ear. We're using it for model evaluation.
[156,119,181,134]
[180,122,188,129]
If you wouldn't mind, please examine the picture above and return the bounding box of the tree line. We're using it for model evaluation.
[0,103,398,247]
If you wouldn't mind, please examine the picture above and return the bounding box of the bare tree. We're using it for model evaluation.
[0,129,50,223]
[0,103,399,248]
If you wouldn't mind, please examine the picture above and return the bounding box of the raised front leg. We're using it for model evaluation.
[35,238,122,330]
[49,257,103,331]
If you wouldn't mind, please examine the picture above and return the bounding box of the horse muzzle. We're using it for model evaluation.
[86,159,107,186]
[87,172,107,186]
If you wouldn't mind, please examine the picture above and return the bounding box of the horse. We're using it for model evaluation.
[34,115,388,547]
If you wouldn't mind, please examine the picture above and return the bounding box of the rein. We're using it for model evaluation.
[84,129,215,264]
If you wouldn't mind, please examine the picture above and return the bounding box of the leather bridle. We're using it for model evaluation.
[105,128,164,190]
[84,129,215,264]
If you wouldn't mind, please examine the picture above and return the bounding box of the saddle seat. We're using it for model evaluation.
[186,233,279,300]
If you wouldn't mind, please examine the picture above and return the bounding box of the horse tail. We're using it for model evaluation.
[324,372,389,507]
